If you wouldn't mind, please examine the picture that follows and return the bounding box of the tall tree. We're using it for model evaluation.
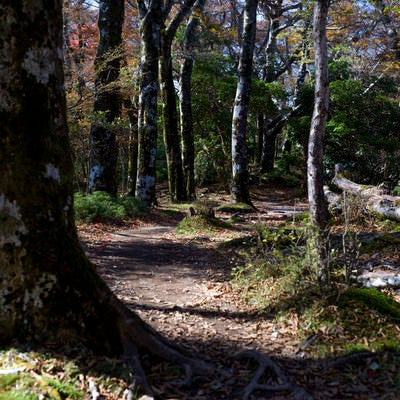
[257,0,305,173]
[231,0,258,205]
[179,0,207,201]
[63,0,98,192]
[307,0,330,283]
[159,0,196,202]
[88,0,124,195]
[135,0,163,205]
[0,0,210,395]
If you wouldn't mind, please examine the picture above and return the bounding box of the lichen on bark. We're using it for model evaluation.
[0,195,28,247]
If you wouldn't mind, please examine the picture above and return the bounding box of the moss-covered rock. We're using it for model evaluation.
[339,288,400,319]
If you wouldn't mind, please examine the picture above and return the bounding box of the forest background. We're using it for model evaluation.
[1,0,400,398]
[65,0,400,204]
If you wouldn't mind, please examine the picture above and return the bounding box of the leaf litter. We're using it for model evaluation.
[2,184,400,399]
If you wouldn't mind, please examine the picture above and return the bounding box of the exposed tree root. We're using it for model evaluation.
[111,294,214,397]
[323,351,378,371]
[235,350,314,400]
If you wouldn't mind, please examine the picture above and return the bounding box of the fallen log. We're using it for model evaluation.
[332,164,400,221]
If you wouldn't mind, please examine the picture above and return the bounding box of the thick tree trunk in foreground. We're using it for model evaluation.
[332,164,400,221]
[0,0,120,353]
[231,0,258,205]
[89,0,124,195]
[0,2,210,395]
[308,0,330,283]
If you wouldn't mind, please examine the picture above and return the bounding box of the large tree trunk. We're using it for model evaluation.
[179,0,206,201]
[307,0,330,283]
[136,0,163,205]
[231,0,258,205]
[89,0,124,195]
[0,2,211,395]
[332,164,400,221]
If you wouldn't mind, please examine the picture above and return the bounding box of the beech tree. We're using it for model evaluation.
[159,0,196,202]
[135,0,163,205]
[231,0,258,205]
[307,0,330,283]
[179,0,207,201]
[88,0,124,195]
[257,0,304,174]
[0,1,210,395]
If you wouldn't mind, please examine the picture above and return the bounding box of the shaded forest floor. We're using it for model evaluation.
[76,183,400,399]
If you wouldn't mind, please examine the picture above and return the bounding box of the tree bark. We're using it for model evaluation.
[179,0,206,201]
[124,97,139,196]
[307,0,330,283]
[231,0,258,205]
[136,0,163,205]
[159,0,195,202]
[89,0,124,196]
[0,2,211,395]
[332,164,400,221]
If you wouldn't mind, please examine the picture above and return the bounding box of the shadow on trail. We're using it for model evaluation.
[90,232,229,280]
[126,302,274,323]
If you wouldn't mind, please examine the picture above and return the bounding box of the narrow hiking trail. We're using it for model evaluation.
[86,186,309,357]
[79,186,400,399]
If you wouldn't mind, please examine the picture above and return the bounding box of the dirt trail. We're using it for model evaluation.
[83,188,323,399]
[88,187,309,359]
[81,186,400,399]
[91,221,279,358]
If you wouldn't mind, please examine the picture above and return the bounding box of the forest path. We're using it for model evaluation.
[88,186,308,359]
[83,185,313,399]
[79,185,400,399]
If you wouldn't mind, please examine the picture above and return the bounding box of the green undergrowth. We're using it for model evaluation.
[0,347,136,400]
[216,202,255,214]
[230,219,400,359]
[338,288,400,319]
[231,222,315,311]
[301,287,400,358]
[74,191,148,223]
[175,214,232,237]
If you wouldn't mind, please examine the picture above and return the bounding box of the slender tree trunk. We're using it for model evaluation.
[260,128,278,172]
[125,99,139,196]
[179,0,206,201]
[159,0,196,202]
[307,0,330,283]
[231,0,258,205]
[159,40,184,201]
[136,0,163,205]
[89,0,124,196]
[179,56,196,199]
[258,5,281,174]
[257,8,309,175]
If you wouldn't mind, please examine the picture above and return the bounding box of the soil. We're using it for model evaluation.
[79,184,400,399]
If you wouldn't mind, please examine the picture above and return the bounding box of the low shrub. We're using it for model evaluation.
[74,191,148,223]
